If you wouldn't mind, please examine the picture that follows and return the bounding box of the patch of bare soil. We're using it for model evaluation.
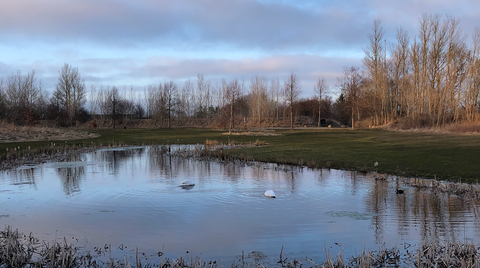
[0,126,100,143]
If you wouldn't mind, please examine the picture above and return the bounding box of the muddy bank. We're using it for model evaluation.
[0,144,127,170]
[0,126,103,170]
[0,126,100,143]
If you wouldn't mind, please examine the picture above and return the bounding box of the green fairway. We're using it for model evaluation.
[1,127,479,182]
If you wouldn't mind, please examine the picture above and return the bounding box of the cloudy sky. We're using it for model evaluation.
[1,0,479,97]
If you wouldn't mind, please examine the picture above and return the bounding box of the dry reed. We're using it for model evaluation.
[402,177,480,199]
[2,226,480,267]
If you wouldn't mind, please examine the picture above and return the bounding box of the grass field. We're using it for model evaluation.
[1,127,479,182]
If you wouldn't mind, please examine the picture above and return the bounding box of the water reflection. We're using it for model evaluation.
[1,146,480,264]
[9,168,37,188]
[93,147,146,174]
[56,161,85,196]
[364,174,480,244]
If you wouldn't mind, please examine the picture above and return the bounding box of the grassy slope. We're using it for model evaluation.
[1,128,478,182]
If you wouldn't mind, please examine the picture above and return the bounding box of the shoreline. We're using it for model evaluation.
[2,142,480,200]
[0,144,123,171]
[1,127,480,182]
[1,226,478,268]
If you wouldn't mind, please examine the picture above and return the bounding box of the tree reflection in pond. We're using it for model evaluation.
[9,168,37,188]
[1,145,480,264]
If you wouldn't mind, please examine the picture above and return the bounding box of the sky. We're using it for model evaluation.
[1,0,479,97]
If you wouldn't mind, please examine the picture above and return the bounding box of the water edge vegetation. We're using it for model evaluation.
[1,127,478,182]
[2,226,480,268]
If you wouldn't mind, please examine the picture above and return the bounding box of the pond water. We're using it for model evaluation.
[1,145,480,265]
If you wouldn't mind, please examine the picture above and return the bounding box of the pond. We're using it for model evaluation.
[1,145,480,266]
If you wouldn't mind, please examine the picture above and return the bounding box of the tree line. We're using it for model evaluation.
[0,64,89,126]
[354,14,480,127]
[1,14,479,129]
[0,67,336,129]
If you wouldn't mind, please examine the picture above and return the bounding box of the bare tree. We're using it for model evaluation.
[107,86,120,129]
[270,77,282,120]
[362,19,385,125]
[284,72,301,130]
[249,75,269,121]
[125,86,137,121]
[163,80,178,128]
[4,70,43,125]
[89,85,99,118]
[54,63,86,125]
[182,79,195,117]
[337,66,363,129]
[391,27,410,119]
[98,85,109,122]
[196,74,208,118]
[144,85,157,121]
[314,77,329,127]
[225,78,242,132]
[465,27,480,121]
[0,79,6,119]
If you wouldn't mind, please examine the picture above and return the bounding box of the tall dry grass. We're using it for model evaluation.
[2,226,480,267]
[385,119,480,135]
[403,177,480,199]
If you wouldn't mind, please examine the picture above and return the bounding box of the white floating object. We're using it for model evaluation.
[264,190,276,198]
[180,180,195,189]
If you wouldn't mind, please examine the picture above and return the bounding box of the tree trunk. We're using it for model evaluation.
[168,98,171,128]
[318,97,321,127]
[290,106,294,130]
[351,108,355,129]
[230,100,234,133]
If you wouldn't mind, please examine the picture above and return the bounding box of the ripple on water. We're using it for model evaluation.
[45,161,92,169]
[3,145,480,265]
[325,210,378,220]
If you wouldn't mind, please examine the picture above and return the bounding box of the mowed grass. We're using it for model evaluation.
[1,127,479,182]
[223,129,480,182]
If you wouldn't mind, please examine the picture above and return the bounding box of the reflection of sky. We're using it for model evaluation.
[1,146,480,264]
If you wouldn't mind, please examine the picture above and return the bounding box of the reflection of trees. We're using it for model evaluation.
[365,174,389,243]
[349,171,358,195]
[56,154,85,195]
[290,172,295,193]
[365,175,480,243]
[221,163,243,183]
[88,145,480,245]
[94,148,145,174]
[10,168,37,188]
[149,152,178,178]
[314,169,331,186]
[148,147,217,180]
[145,146,306,190]
[57,165,85,195]
[474,206,480,239]
[247,164,300,193]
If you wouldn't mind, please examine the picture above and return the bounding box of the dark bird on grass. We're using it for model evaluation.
[395,189,404,194]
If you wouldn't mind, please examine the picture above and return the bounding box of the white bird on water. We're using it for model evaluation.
[264,190,276,198]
